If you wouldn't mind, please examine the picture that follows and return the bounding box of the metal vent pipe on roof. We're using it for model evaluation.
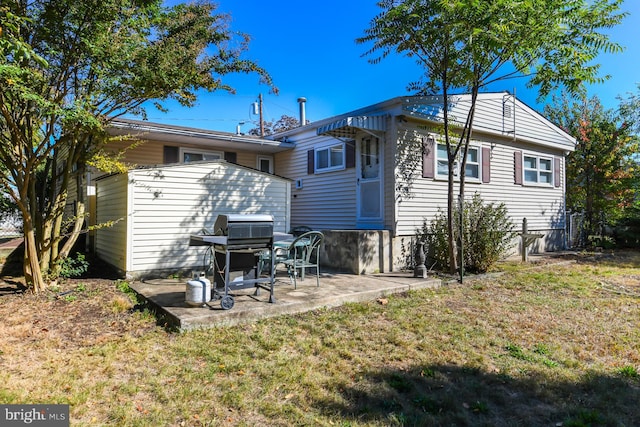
[297,97,307,126]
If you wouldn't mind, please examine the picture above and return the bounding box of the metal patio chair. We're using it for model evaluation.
[280,231,324,288]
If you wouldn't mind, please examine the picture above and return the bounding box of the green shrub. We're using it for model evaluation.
[464,194,518,272]
[613,205,640,247]
[588,234,616,249]
[417,193,517,273]
[418,208,450,272]
[57,252,90,278]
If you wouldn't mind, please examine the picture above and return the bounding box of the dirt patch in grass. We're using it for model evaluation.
[0,278,156,353]
[0,250,157,354]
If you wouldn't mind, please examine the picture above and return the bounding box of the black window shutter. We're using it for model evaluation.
[482,147,491,183]
[422,137,435,178]
[224,152,237,164]
[163,146,179,164]
[514,151,523,185]
[345,141,356,168]
[307,149,315,174]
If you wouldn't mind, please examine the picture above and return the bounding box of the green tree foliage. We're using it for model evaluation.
[617,84,640,246]
[0,5,43,63]
[0,0,274,292]
[620,83,640,137]
[545,95,639,241]
[0,193,18,220]
[417,193,516,274]
[358,0,626,275]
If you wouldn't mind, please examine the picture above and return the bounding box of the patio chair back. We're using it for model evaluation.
[283,231,324,288]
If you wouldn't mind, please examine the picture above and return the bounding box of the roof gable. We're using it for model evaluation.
[401,93,576,151]
[277,92,575,152]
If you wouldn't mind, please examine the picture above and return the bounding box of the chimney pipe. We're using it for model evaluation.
[297,97,307,126]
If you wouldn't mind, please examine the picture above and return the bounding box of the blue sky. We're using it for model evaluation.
[138,1,640,133]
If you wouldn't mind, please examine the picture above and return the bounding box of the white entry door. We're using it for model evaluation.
[356,136,383,228]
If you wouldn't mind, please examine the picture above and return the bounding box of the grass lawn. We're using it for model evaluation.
[1,251,639,426]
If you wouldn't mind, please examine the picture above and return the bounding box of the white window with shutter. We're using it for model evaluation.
[523,154,553,186]
[314,142,345,173]
[435,143,481,181]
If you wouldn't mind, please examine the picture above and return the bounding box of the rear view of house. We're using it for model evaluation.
[92,92,574,278]
[270,93,576,273]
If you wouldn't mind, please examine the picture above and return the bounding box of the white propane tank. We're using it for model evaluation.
[185,273,211,307]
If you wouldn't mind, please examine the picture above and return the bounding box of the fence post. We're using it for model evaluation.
[522,218,528,262]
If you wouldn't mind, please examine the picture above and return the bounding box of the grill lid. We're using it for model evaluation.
[213,214,274,244]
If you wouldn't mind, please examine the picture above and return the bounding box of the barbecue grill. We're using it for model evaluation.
[189,214,276,310]
[213,214,274,246]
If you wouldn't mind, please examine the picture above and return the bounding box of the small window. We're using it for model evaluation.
[315,143,345,173]
[257,155,274,174]
[180,148,223,163]
[437,143,449,176]
[523,154,553,185]
[436,143,481,180]
[465,147,480,179]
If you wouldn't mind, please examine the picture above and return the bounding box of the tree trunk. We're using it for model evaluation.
[39,212,54,273]
[585,169,594,236]
[22,162,47,292]
[52,200,86,277]
[443,111,458,272]
[456,86,479,280]
[447,166,457,274]
[22,219,46,293]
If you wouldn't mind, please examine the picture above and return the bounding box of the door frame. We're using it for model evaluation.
[355,134,384,229]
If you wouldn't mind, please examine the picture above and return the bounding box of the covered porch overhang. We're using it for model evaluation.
[316,115,388,139]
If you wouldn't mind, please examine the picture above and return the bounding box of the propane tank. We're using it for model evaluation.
[185,272,211,307]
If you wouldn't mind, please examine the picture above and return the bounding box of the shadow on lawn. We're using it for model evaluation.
[1,242,121,281]
[317,364,640,426]
[576,250,640,269]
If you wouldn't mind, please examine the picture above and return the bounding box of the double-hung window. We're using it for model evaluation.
[465,147,480,179]
[436,143,481,180]
[315,142,345,173]
[523,154,553,185]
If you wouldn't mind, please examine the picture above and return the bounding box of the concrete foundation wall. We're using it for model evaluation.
[319,228,566,275]
[321,230,392,275]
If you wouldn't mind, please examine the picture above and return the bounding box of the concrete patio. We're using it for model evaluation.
[131,271,442,330]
